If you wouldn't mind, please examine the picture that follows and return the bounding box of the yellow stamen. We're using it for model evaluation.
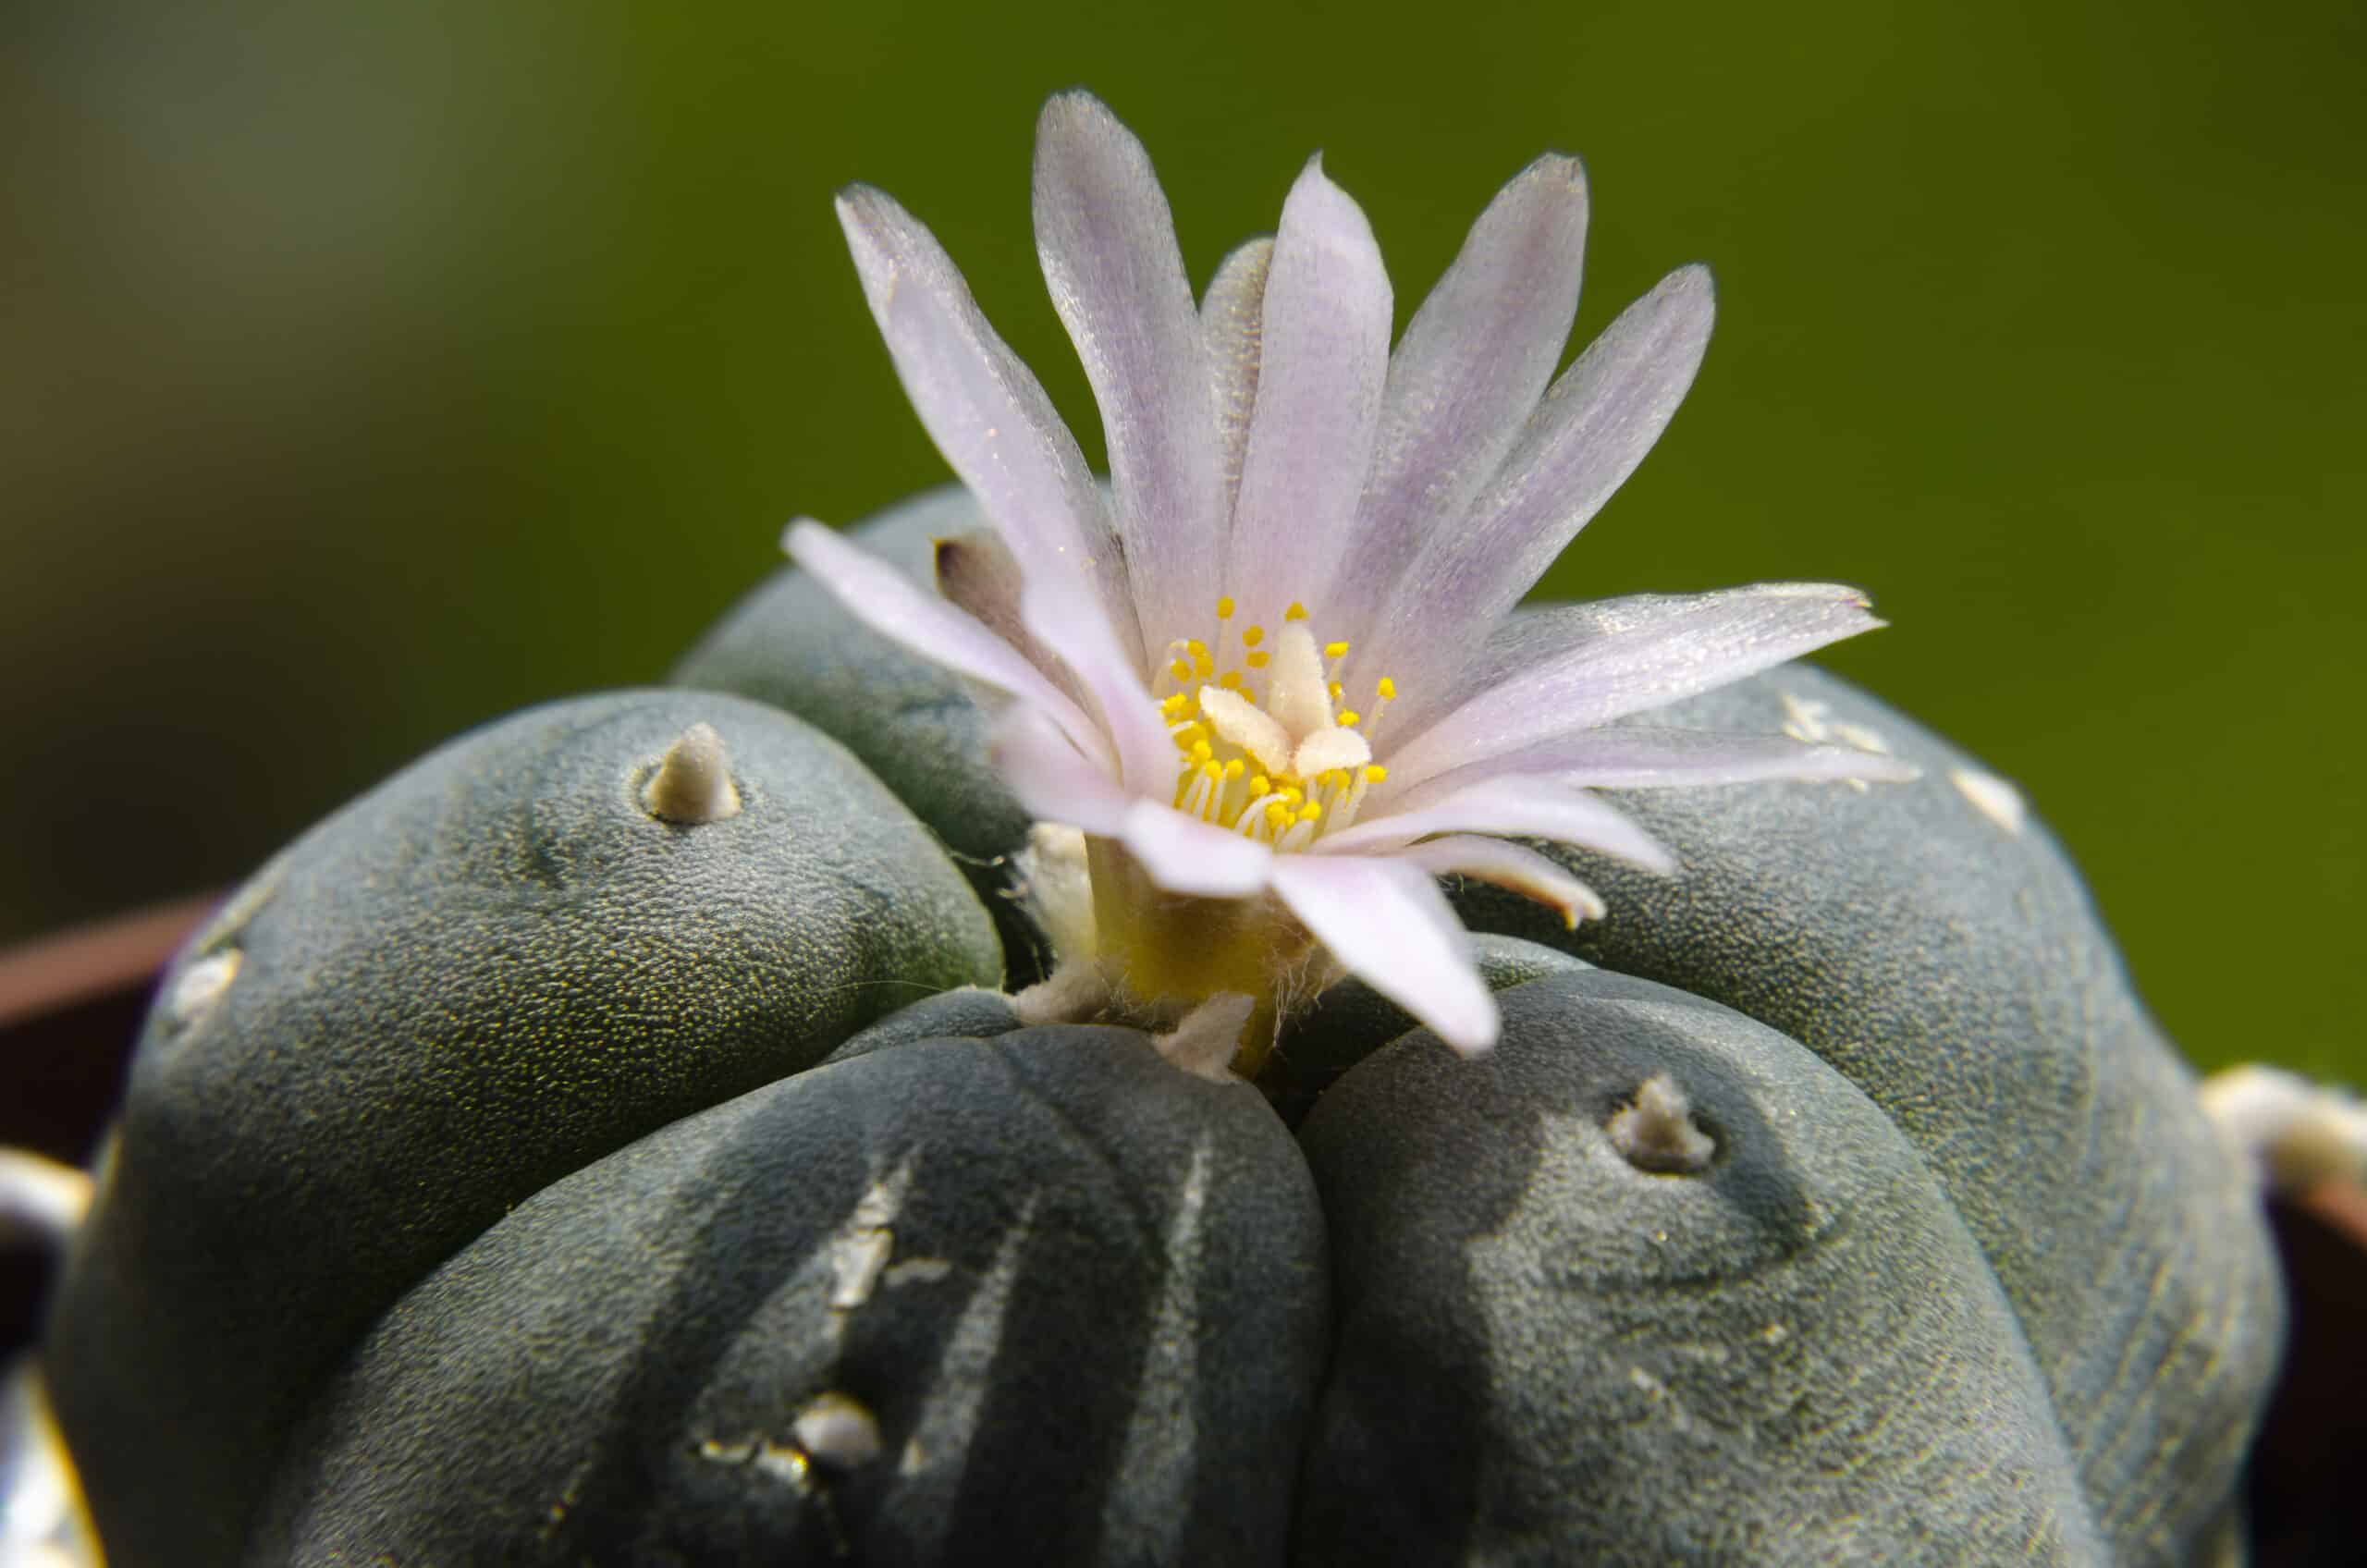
[1219,670,1246,692]
[1245,651,1269,669]
[1191,740,1214,763]
[1201,760,1224,781]
[1363,765,1389,783]
[1216,596,1235,619]
[1285,602,1309,621]
[1170,657,1192,682]
[1298,801,1322,823]
[1243,626,1265,647]
[1377,677,1397,700]
[1223,758,1245,779]
[1249,775,1269,795]
[1265,801,1293,827]
[1338,710,1360,726]
[1194,654,1215,679]
[1160,693,1187,717]
[1328,681,1343,701]
[1324,641,1350,659]
[1186,639,1209,659]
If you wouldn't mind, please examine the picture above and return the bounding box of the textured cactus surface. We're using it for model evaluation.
[1449,662,2283,1563]
[45,690,1002,1567]
[43,491,2282,1566]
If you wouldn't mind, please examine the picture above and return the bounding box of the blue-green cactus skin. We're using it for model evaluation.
[43,485,2286,1566]
[1448,661,2282,1564]
[1297,967,2112,1565]
[45,690,1002,1568]
[250,1022,1327,1567]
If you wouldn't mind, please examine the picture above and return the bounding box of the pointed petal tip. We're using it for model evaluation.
[1034,88,1148,185]
[1038,86,1121,134]
[1286,150,1378,231]
[832,184,888,231]
[1513,150,1588,195]
[832,188,907,311]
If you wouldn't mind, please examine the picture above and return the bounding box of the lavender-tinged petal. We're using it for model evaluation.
[1393,584,1875,739]
[1318,776,1678,874]
[1121,800,1274,898]
[1224,158,1392,629]
[836,186,1143,667]
[1334,155,1589,638]
[987,704,1134,835]
[1386,725,1920,807]
[1018,569,1178,798]
[1383,583,1883,784]
[1392,835,1606,927]
[784,520,1112,770]
[934,530,1086,706]
[1034,92,1223,647]
[1202,237,1272,533]
[1269,854,1499,1055]
[1358,265,1713,699]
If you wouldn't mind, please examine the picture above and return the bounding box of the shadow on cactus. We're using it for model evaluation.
[39,92,2278,1567]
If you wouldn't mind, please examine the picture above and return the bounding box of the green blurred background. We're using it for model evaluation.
[5,0,2360,1077]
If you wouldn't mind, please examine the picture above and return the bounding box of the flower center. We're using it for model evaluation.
[1151,597,1400,851]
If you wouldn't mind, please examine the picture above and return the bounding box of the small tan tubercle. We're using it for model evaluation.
[643,723,741,824]
[1608,1072,1717,1175]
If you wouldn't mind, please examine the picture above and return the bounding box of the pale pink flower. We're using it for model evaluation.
[784,92,1908,1070]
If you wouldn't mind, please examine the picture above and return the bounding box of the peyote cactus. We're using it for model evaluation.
[35,490,2281,1565]
[38,90,2282,1567]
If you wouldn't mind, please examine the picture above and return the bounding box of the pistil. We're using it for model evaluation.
[1152,596,1399,849]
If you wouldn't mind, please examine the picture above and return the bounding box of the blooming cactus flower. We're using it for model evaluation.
[783,91,1911,1071]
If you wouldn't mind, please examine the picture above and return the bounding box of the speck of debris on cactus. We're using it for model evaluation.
[783,90,1913,1073]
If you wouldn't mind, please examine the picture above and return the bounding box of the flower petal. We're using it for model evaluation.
[1269,854,1498,1055]
[1336,154,1589,635]
[1121,799,1273,898]
[1358,265,1714,697]
[1384,584,1884,786]
[784,519,1111,769]
[1388,725,1920,808]
[1392,835,1606,928]
[1018,568,1179,798]
[1202,237,1272,531]
[1224,158,1392,629]
[933,530,1077,700]
[1318,775,1677,873]
[836,185,1142,666]
[1034,92,1222,650]
[988,703,1134,835]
